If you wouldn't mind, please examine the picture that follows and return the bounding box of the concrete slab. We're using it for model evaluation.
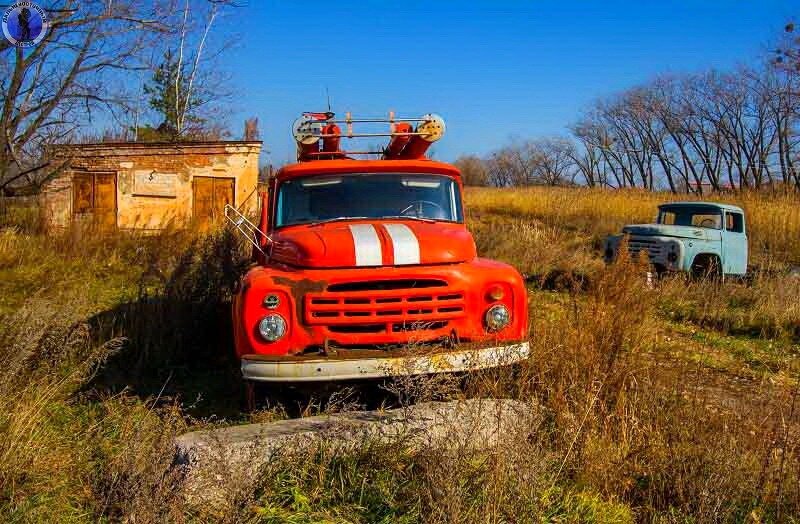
[175,398,535,506]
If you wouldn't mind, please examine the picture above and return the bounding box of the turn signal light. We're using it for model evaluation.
[486,285,505,301]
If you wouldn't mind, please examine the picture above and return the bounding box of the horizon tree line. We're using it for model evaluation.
[457,24,800,194]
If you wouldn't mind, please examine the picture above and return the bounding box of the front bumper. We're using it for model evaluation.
[241,341,530,382]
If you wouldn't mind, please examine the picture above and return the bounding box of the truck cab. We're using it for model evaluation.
[604,201,748,277]
[229,112,529,383]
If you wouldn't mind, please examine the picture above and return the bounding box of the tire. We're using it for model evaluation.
[242,380,286,412]
[691,254,722,281]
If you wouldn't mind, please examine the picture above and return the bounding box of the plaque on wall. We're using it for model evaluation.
[133,172,177,197]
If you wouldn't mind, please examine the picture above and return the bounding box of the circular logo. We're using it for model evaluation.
[263,294,280,309]
[3,2,48,48]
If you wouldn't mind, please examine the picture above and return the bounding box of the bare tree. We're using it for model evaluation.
[565,130,604,187]
[0,1,174,194]
[142,0,238,140]
[529,138,575,186]
[567,60,799,194]
[769,25,800,190]
[453,155,489,186]
[486,141,535,187]
[483,57,799,193]
[469,22,800,195]
[571,113,629,188]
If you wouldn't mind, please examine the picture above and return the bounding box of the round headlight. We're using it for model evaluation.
[485,304,510,331]
[258,314,286,342]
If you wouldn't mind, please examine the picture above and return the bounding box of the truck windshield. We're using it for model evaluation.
[657,206,722,230]
[275,174,464,227]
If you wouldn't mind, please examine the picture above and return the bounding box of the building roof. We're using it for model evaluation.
[54,140,262,149]
[52,140,263,159]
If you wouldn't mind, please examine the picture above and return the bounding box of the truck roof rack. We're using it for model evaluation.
[292,111,445,162]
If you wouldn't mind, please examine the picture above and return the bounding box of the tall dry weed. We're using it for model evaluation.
[470,214,602,285]
[241,405,632,524]
[0,226,240,522]
[0,291,123,520]
[660,271,800,342]
[467,186,800,266]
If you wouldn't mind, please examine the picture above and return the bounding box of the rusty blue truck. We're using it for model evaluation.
[604,202,748,278]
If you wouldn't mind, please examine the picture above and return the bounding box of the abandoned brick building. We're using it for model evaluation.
[41,141,262,230]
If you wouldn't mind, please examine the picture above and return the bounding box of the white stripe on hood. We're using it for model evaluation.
[348,224,382,266]
[384,223,421,265]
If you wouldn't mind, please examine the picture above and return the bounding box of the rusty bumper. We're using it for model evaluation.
[241,341,531,383]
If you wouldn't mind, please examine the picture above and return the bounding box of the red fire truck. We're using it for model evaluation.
[226,112,529,388]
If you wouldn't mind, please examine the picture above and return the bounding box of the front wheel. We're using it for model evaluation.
[691,255,722,281]
[242,379,353,415]
[243,380,288,412]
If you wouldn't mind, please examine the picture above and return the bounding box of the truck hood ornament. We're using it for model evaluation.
[269,220,477,268]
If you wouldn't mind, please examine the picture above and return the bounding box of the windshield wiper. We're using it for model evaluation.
[309,216,369,226]
[380,215,437,223]
[309,215,438,226]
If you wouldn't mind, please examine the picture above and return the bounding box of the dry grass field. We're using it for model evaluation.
[1,187,800,523]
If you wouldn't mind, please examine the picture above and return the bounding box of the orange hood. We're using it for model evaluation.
[269,220,477,268]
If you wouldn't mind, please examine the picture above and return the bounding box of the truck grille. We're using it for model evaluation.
[628,238,663,260]
[304,279,466,328]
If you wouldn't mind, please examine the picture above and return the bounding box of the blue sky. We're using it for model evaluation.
[219,1,796,165]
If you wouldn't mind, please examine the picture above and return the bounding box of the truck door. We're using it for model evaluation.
[722,211,747,275]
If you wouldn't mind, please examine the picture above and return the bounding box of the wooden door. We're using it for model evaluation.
[73,172,117,229]
[192,177,214,228]
[193,177,235,228]
[94,174,117,229]
[215,177,235,214]
[73,173,94,215]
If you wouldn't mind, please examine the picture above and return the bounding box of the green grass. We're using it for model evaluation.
[659,322,800,379]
